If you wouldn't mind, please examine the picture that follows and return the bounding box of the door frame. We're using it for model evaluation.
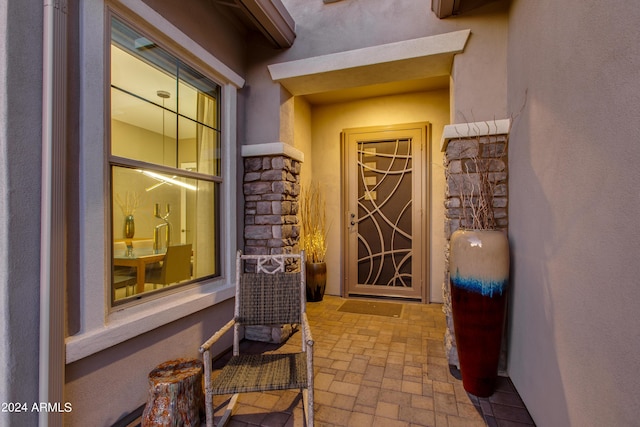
[341,122,430,302]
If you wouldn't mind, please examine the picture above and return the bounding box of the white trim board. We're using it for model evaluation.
[440,118,511,151]
[241,142,305,162]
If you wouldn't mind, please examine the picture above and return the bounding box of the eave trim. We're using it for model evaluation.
[238,0,296,48]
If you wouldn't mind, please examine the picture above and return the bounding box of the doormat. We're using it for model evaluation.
[338,300,402,318]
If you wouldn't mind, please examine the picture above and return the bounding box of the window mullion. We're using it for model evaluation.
[109,156,222,183]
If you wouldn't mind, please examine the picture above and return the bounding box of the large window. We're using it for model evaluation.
[110,17,221,304]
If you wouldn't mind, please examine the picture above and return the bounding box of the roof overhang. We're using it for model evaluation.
[215,0,296,48]
[216,0,296,48]
[268,29,470,101]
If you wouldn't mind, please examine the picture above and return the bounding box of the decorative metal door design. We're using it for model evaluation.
[343,124,428,300]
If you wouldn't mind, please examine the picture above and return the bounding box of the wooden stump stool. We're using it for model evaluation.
[142,358,204,427]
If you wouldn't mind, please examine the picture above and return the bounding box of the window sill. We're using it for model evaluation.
[65,280,235,364]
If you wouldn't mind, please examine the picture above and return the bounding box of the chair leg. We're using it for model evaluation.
[216,393,239,427]
[303,389,313,427]
[203,349,214,427]
[204,390,214,427]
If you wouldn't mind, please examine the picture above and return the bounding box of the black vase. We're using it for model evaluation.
[305,261,327,302]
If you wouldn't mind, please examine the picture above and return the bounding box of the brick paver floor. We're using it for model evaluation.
[208,295,535,427]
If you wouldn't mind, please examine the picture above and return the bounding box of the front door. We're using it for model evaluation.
[342,123,429,301]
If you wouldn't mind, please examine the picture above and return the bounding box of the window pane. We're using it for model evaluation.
[111,166,219,303]
[110,26,178,112]
[110,18,221,174]
[178,64,219,129]
[111,88,178,168]
[177,116,220,176]
[110,17,222,306]
[111,44,178,112]
[197,121,220,176]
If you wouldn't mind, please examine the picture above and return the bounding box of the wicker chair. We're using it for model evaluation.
[199,251,314,427]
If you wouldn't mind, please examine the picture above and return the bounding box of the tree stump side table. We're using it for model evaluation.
[142,358,204,427]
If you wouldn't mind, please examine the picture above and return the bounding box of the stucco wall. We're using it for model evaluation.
[0,0,43,426]
[142,0,246,76]
[246,0,510,145]
[310,89,449,302]
[243,34,284,146]
[65,300,234,426]
[449,4,509,123]
[506,0,640,425]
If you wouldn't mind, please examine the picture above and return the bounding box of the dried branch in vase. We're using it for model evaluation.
[116,191,140,217]
[300,182,328,263]
[447,120,510,231]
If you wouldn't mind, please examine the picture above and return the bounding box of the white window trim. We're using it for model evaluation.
[66,0,244,364]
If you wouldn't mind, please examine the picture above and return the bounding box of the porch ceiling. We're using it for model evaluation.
[301,76,451,105]
[268,29,470,104]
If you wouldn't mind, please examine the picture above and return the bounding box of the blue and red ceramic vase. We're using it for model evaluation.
[449,229,509,397]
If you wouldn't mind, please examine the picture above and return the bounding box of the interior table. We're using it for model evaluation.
[114,248,165,294]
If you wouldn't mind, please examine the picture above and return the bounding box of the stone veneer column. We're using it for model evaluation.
[243,155,301,258]
[241,143,303,343]
[440,120,510,370]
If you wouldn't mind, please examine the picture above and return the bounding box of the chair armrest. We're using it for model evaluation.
[199,318,236,353]
[301,312,314,347]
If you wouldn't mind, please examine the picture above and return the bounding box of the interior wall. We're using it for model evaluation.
[310,89,449,302]
[506,0,640,425]
[111,120,178,166]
